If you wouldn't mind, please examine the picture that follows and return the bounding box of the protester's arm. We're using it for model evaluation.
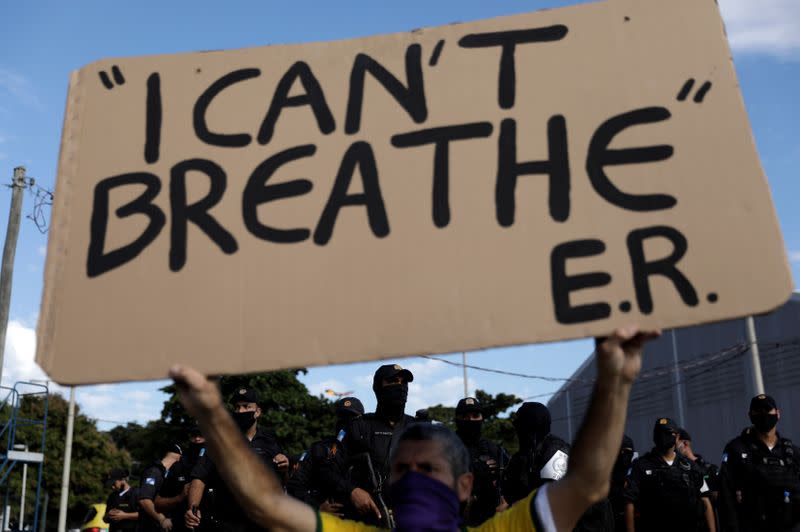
[546,326,659,532]
[171,366,317,532]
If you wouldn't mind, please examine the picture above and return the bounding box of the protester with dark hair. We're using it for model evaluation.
[455,396,509,526]
[169,325,659,531]
[185,386,287,532]
[104,468,139,532]
[719,394,800,532]
[504,401,614,531]
[137,444,182,532]
[624,417,713,532]
[609,435,636,532]
[344,364,416,525]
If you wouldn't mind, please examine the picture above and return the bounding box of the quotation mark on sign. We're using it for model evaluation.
[676,78,712,103]
[99,66,126,89]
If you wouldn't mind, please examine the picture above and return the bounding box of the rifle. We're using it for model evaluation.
[353,452,395,529]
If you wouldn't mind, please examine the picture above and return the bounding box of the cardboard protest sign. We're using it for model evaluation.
[38,0,793,384]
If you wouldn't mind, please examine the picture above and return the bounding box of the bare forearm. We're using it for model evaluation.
[569,375,631,501]
[704,498,716,532]
[156,494,183,512]
[138,499,164,523]
[625,503,635,532]
[187,479,204,508]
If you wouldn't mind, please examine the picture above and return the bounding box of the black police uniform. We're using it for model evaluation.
[105,486,139,532]
[190,427,283,532]
[343,364,415,526]
[719,427,800,532]
[136,461,167,532]
[159,451,201,532]
[504,433,614,532]
[609,436,637,532]
[454,397,509,527]
[623,449,708,532]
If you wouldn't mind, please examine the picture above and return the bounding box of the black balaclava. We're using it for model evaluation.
[513,402,551,451]
[375,384,408,421]
[653,420,677,453]
[613,435,636,480]
[456,419,483,445]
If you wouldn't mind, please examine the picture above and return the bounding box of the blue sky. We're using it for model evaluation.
[1,0,798,428]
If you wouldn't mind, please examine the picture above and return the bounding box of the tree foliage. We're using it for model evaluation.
[2,393,130,530]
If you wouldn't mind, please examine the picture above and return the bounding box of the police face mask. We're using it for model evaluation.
[455,419,482,444]
[389,471,461,531]
[376,384,408,419]
[750,412,779,433]
[232,411,257,432]
[653,429,676,452]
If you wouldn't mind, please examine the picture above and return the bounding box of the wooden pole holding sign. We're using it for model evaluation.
[37,0,793,384]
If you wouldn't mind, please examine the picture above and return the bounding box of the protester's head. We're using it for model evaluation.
[372,364,414,420]
[415,408,432,422]
[334,396,364,432]
[513,402,551,450]
[231,386,261,433]
[652,417,679,453]
[749,393,780,434]
[455,397,484,444]
[105,467,129,491]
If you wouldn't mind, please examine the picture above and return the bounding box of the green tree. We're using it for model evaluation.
[427,390,523,453]
[3,393,131,531]
[112,370,338,460]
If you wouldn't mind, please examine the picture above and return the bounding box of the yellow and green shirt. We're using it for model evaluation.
[315,484,555,532]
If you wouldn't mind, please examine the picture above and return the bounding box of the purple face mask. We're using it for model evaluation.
[389,471,461,531]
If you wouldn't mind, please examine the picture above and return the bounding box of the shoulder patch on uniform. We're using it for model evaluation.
[300,451,308,461]
[645,470,652,475]
[199,448,206,457]
[722,453,728,463]
[145,477,156,486]
[337,429,346,442]
[239,388,247,394]
[540,449,569,481]
[632,452,639,461]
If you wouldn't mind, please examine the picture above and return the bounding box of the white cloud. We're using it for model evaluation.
[0,69,44,111]
[1,320,163,425]
[719,0,800,56]
[790,251,800,263]
[407,375,479,414]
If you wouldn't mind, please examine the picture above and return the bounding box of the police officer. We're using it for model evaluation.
[454,396,509,526]
[344,364,415,526]
[504,401,614,531]
[156,428,206,531]
[609,436,637,532]
[677,428,720,506]
[185,386,288,532]
[719,394,800,532]
[624,417,712,532]
[136,444,183,532]
[289,397,365,518]
[103,468,139,532]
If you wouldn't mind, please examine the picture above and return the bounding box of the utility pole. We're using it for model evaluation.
[57,387,76,532]
[0,166,28,384]
[745,316,765,396]
[461,352,469,397]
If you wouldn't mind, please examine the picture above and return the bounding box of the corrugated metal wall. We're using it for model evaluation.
[548,294,800,462]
